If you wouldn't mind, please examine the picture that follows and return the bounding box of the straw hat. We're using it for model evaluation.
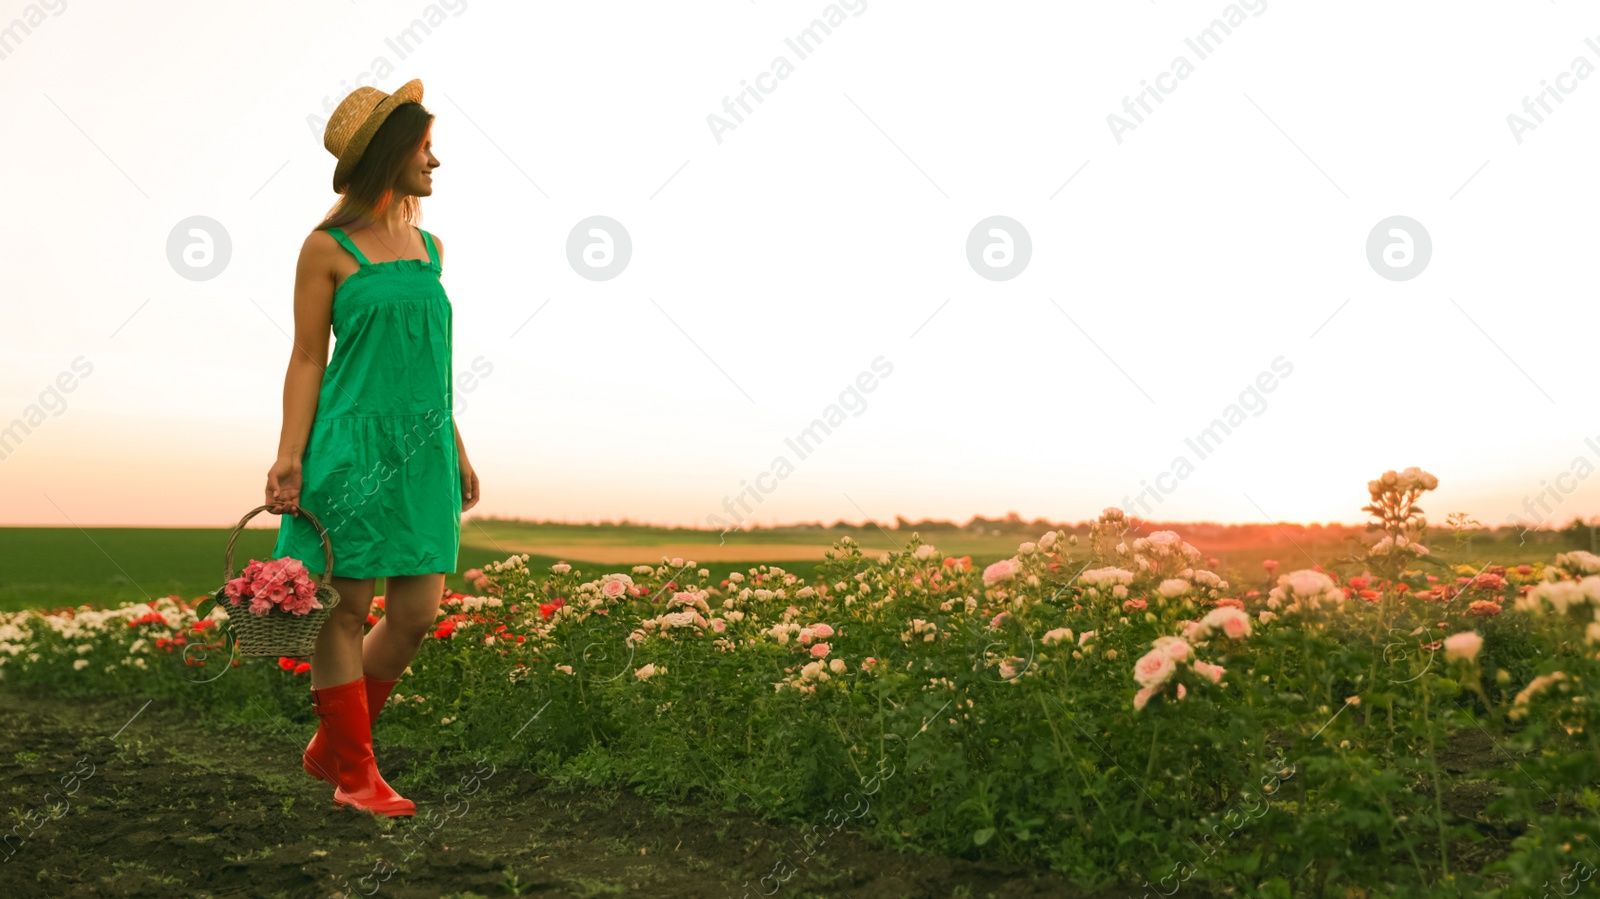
[323,78,425,192]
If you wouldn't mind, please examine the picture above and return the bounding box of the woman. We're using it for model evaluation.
[264,78,480,817]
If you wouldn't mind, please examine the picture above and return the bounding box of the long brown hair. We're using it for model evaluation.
[317,101,434,233]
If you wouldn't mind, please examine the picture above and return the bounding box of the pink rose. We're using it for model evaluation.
[982,558,1018,586]
[811,623,834,639]
[1133,685,1158,711]
[810,642,831,658]
[223,576,250,604]
[1192,660,1225,684]
[1443,631,1483,663]
[711,618,727,633]
[1152,636,1193,662]
[1197,606,1253,640]
[1133,649,1176,688]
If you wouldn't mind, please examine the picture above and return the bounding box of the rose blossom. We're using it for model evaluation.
[1192,660,1226,684]
[1198,605,1252,640]
[983,558,1019,586]
[1151,636,1193,663]
[1133,649,1176,688]
[810,642,831,658]
[1443,631,1483,663]
[1133,684,1158,711]
[1042,628,1073,645]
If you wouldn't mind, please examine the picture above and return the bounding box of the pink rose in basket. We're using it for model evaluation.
[223,557,324,616]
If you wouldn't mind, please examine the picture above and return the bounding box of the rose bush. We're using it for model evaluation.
[1,474,1596,896]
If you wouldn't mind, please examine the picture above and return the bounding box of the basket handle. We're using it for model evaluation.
[223,504,335,589]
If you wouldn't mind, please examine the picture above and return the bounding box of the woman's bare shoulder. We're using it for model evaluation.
[430,231,444,266]
[296,229,347,290]
[300,228,341,256]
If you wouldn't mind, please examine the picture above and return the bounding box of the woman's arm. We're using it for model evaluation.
[454,418,480,512]
[438,233,478,512]
[265,232,337,513]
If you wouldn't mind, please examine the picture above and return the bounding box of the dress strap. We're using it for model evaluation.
[419,228,439,270]
[326,227,371,267]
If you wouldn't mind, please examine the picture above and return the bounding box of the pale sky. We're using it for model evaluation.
[2,0,1597,534]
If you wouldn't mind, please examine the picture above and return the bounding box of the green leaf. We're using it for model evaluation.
[972,827,995,846]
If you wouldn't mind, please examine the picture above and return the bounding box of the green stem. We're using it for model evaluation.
[1037,692,1098,819]
[1421,679,1450,879]
[1377,790,1428,882]
[876,687,885,769]
[829,713,865,785]
[1131,718,1162,820]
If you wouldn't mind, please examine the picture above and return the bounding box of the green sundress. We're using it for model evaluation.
[273,225,461,579]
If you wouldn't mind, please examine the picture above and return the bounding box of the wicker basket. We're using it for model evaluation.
[202,504,342,658]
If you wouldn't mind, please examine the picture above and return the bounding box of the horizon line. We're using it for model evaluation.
[0,514,1591,532]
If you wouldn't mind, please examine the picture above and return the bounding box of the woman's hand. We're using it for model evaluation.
[460,457,480,512]
[266,456,302,514]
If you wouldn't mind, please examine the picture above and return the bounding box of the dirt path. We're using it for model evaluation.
[0,689,1125,899]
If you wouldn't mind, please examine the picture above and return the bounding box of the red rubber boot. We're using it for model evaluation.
[303,675,400,782]
[308,677,415,817]
[365,675,400,723]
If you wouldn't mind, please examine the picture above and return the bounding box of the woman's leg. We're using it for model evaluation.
[362,572,446,680]
[311,575,377,688]
[303,573,414,814]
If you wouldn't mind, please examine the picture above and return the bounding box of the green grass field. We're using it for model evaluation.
[0,517,1582,613]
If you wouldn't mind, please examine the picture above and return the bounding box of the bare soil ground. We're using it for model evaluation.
[0,688,1133,899]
